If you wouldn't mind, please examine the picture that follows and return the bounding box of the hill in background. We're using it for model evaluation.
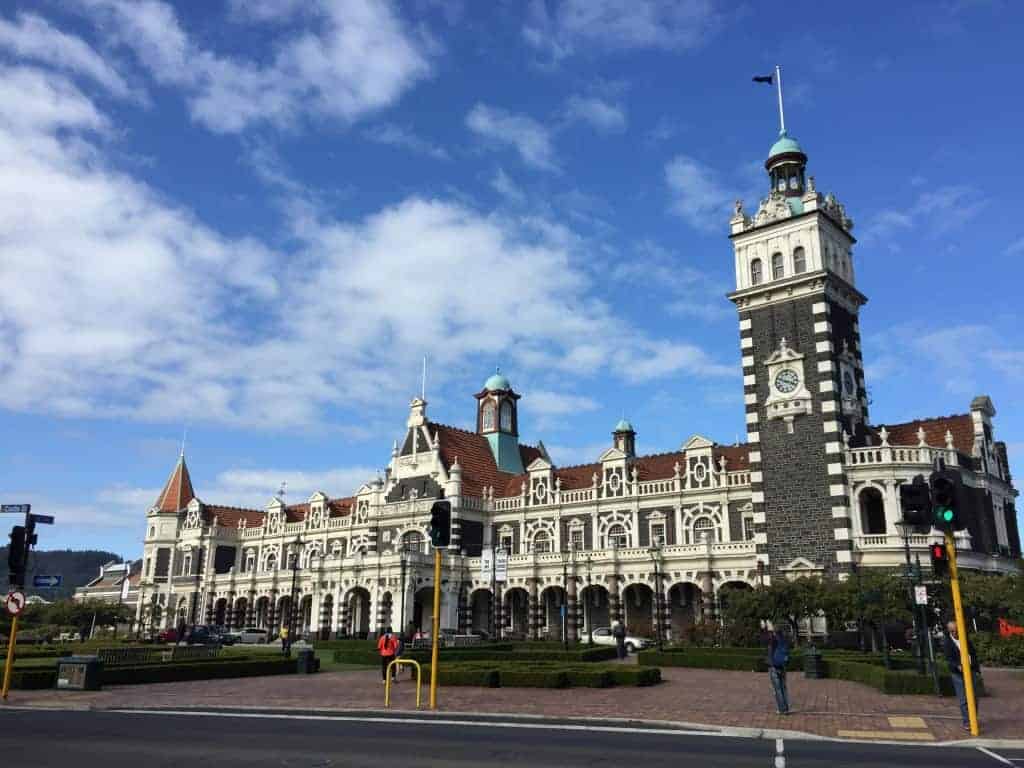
[0,547,122,600]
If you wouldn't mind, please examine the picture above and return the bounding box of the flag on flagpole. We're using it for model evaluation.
[752,75,773,84]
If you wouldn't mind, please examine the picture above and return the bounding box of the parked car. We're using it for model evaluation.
[184,625,222,645]
[236,627,270,644]
[157,628,179,643]
[590,626,653,654]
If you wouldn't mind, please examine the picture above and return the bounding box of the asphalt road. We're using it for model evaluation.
[0,708,1017,768]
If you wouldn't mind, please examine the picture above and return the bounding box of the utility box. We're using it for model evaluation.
[56,656,104,691]
[296,648,319,674]
[803,646,826,679]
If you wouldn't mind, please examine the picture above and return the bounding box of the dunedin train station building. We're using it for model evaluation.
[135,130,1020,642]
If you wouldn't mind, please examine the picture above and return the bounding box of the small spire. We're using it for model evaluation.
[916,426,927,446]
[879,426,889,447]
[945,429,955,450]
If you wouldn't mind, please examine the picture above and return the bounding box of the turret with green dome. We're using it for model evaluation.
[612,417,636,457]
[475,368,524,474]
[765,129,808,215]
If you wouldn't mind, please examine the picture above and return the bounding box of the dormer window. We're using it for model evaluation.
[772,252,784,280]
[750,258,763,286]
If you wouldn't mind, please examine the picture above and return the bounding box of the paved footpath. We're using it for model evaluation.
[5,666,1022,744]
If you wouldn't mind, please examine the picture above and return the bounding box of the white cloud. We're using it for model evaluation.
[466,103,557,171]
[363,123,449,159]
[1006,237,1024,256]
[665,154,733,231]
[524,0,724,61]
[860,186,987,244]
[527,390,599,416]
[491,167,525,204]
[544,440,610,467]
[0,13,133,99]
[208,466,379,508]
[0,60,731,433]
[81,0,434,133]
[564,95,626,133]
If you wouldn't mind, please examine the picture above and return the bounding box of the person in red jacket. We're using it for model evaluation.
[377,626,398,684]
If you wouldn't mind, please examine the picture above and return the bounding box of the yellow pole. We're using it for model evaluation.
[946,532,979,736]
[429,546,442,710]
[2,614,19,700]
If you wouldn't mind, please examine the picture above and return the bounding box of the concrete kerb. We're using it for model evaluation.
[7,701,1023,750]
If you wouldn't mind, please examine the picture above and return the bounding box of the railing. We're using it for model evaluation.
[494,496,523,511]
[728,471,750,486]
[465,541,755,570]
[846,445,958,467]
[854,533,967,549]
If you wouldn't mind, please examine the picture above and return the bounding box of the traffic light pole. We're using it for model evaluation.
[946,532,979,736]
[428,545,442,710]
[1,614,18,700]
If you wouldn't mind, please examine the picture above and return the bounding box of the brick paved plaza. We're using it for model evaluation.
[8,665,1022,743]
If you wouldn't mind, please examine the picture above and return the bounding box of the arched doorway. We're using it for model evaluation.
[622,583,654,637]
[470,588,492,635]
[378,591,394,634]
[503,587,529,638]
[233,596,248,629]
[579,584,610,639]
[254,596,270,629]
[299,594,314,635]
[540,585,566,641]
[214,598,228,626]
[668,582,702,638]
[859,487,887,535]
[347,587,371,638]
[320,594,334,640]
[412,587,434,635]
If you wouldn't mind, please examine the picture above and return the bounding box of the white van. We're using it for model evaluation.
[237,627,270,644]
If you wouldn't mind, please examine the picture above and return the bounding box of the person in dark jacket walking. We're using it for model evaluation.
[612,621,627,659]
[767,627,791,715]
[943,620,980,730]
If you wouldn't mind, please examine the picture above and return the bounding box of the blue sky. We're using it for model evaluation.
[1,0,1022,557]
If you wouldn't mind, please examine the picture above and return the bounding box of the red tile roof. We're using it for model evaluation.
[432,422,519,497]
[874,414,975,454]
[204,497,353,527]
[154,455,196,513]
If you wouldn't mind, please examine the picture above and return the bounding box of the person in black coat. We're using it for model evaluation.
[943,620,980,730]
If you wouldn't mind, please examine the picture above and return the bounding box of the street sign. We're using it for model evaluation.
[494,549,508,583]
[914,585,928,606]
[33,575,62,589]
[5,591,26,616]
[29,514,54,525]
[0,504,30,515]
[480,548,494,580]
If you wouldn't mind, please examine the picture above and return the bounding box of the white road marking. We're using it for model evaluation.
[978,747,1014,765]
[775,737,786,768]
[108,708,725,738]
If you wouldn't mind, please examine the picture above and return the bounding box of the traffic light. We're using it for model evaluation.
[8,525,27,586]
[428,501,451,548]
[929,542,949,577]
[929,469,966,533]
[898,474,932,532]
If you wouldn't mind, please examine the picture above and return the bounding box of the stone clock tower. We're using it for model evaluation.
[728,130,868,580]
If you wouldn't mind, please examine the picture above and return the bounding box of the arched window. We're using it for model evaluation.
[244,551,255,573]
[481,402,496,431]
[499,400,513,432]
[532,531,552,553]
[264,553,277,572]
[402,531,424,553]
[859,488,887,535]
[606,524,628,549]
[693,516,716,544]
[793,246,806,274]
[182,554,192,575]
[148,526,155,539]
[771,252,784,280]
[750,258,763,286]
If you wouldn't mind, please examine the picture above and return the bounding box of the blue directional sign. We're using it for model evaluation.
[1,504,31,514]
[33,575,62,588]
[29,514,54,525]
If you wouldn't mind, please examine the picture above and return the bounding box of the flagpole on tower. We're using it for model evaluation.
[421,355,427,401]
[774,64,782,135]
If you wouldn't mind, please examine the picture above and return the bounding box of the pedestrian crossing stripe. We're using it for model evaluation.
[836,730,935,741]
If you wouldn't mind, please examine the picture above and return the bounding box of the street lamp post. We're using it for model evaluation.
[895,521,927,675]
[284,536,301,657]
[400,550,408,640]
[584,554,594,646]
[561,549,569,650]
[648,541,664,651]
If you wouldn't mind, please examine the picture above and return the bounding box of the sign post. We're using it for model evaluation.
[429,545,442,710]
[914,585,928,606]
[3,590,27,700]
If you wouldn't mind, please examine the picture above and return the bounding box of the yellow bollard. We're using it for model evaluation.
[384,659,422,709]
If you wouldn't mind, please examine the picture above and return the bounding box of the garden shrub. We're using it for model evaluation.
[973,633,1024,667]
[102,657,296,685]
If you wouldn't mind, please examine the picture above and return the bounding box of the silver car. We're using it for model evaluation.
[236,627,270,644]
[591,626,653,653]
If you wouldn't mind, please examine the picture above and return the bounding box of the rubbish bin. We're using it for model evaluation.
[803,645,826,679]
[56,655,104,690]
[296,648,319,674]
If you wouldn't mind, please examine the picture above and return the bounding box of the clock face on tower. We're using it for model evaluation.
[843,370,855,396]
[774,368,800,394]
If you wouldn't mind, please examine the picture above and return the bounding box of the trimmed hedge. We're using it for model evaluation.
[8,668,57,690]
[974,633,1024,667]
[333,645,618,667]
[102,657,297,685]
[418,661,661,688]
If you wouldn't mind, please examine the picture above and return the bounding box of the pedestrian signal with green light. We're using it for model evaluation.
[429,500,451,547]
[929,542,949,577]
